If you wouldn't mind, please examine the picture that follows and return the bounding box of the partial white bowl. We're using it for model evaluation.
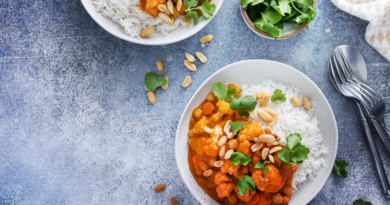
[175,60,338,205]
[80,0,223,45]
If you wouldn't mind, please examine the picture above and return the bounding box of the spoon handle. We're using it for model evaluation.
[356,101,390,199]
[370,117,390,155]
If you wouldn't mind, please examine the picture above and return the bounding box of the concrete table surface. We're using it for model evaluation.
[1,0,390,204]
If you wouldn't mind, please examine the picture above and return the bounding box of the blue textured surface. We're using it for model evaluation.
[1,0,390,204]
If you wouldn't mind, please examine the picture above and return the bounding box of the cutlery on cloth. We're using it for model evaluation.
[329,45,390,199]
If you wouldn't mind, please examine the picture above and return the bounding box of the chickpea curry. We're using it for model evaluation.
[187,83,304,205]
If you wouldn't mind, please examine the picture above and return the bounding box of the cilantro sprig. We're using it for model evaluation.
[254,161,270,174]
[353,199,372,205]
[242,0,316,39]
[184,0,216,25]
[271,89,286,104]
[229,95,257,116]
[236,176,256,196]
[213,82,237,102]
[230,152,251,166]
[229,121,248,135]
[277,133,310,164]
[145,72,168,92]
[333,160,348,178]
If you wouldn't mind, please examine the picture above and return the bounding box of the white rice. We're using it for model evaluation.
[91,0,196,38]
[240,79,328,189]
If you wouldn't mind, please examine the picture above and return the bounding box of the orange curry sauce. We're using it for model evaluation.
[187,84,298,205]
[139,0,209,17]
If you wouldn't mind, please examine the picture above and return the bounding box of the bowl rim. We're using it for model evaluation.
[175,59,338,205]
[80,0,224,46]
[240,0,317,39]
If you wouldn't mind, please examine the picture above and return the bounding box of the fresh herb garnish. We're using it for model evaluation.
[145,72,168,92]
[242,0,316,39]
[254,161,270,174]
[229,96,257,116]
[213,82,237,101]
[271,89,286,104]
[353,199,372,205]
[333,160,348,178]
[277,133,310,164]
[184,0,216,25]
[229,121,248,135]
[230,152,252,166]
[236,176,256,196]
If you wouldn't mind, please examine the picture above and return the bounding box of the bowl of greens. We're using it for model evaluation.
[240,0,316,39]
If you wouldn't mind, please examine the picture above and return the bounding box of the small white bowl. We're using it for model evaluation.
[80,0,223,45]
[175,60,338,205]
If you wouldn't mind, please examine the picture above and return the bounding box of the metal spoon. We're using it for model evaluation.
[329,45,390,198]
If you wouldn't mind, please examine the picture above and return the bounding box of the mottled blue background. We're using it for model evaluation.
[1,0,390,204]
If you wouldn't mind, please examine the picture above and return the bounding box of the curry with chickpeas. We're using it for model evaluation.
[187,83,298,205]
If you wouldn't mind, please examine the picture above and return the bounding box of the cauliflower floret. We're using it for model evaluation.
[234,187,256,202]
[214,171,230,185]
[216,182,235,198]
[193,118,213,135]
[209,101,234,125]
[203,125,223,157]
[237,122,264,142]
[237,140,251,156]
[221,159,240,175]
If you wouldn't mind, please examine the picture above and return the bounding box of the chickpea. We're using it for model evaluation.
[206,93,217,102]
[283,196,290,203]
[272,193,283,204]
[198,161,208,171]
[227,193,237,204]
[188,130,194,137]
[193,108,203,119]
[283,186,293,196]
[228,139,239,150]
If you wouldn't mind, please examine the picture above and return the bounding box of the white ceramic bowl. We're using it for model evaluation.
[80,0,223,45]
[175,60,338,205]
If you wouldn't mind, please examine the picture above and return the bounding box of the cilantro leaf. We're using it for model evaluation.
[236,176,256,196]
[183,0,198,9]
[294,0,314,9]
[212,82,236,101]
[229,96,257,116]
[254,161,270,174]
[353,199,372,205]
[145,72,168,92]
[261,23,283,39]
[185,10,199,25]
[286,133,302,150]
[285,6,316,29]
[195,0,216,19]
[271,89,286,104]
[241,0,253,8]
[261,9,283,24]
[290,145,310,164]
[230,152,251,166]
[333,160,348,178]
[229,121,248,135]
[282,9,297,21]
[277,147,292,165]
[273,0,291,16]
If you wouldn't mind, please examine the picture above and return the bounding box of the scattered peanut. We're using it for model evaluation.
[148,92,156,104]
[257,109,272,122]
[203,169,213,177]
[214,160,224,168]
[162,76,169,89]
[158,4,167,12]
[223,120,234,139]
[170,197,179,205]
[196,52,207,63]
[158,12,173,25]
[270,133,281,141]
[200,35,213,43]
[219,146,226,158]
[224,149,234,159]
[269,113,278,126]
[253,136,260,143]
[184,60,197,71]
[265,126,272,134]
[262,148,269,160]
[154,184,166,192]
[249,109,257,118]
[290,96,300,107]
[264,108,275,115]
[176,0,182,11]
[156,60,164,72]
[167,0,174,14]
[254,92,271,107]
[302,96,312,109]
[185,53,195,62]
[182,17,191,25]
[182,76,192,87]
[267,142,279,146]
[218,136,227,147]
[140,28,154,38]
[251,142,263,152]
[258,134,276,143]
[269,154,275,163]
[269,146,282,154]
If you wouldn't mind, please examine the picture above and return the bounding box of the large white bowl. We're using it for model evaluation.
[175,60,338,205]
[80,0,223,45]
